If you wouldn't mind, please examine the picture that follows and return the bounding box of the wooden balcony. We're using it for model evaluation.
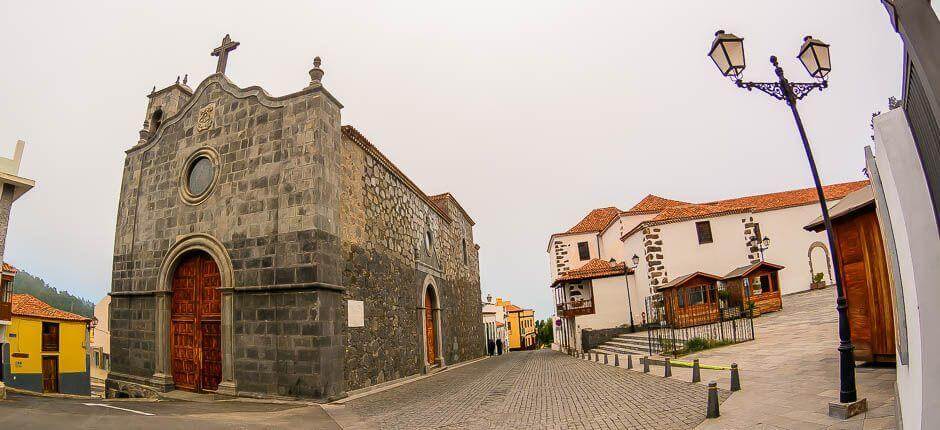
[0,300,11,322]
[556,299,595,318]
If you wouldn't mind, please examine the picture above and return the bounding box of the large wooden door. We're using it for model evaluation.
[425,290,436,365]
[171,251,222,392]
[834,210,895,362]
[42,356,58,393]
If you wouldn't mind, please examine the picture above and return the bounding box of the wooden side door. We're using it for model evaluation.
[199,255,222,391]
[857,211,896,359]
[42,356,58,393]
[425,292,436,365]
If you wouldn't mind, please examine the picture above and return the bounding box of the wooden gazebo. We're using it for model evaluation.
[722,261,785,316]
[655,272,724,328]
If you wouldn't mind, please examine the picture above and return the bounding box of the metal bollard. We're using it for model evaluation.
[706,381,720,418]
[692,359,701,383]
[643,356,650,373]
[730,363,741,391]
[614,354,620,367]
[627,354,633,370]
[664,358,672,377]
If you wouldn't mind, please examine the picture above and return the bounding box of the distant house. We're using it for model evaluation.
[548,181,866,352]
[3,294,91,395]
[503,302,536,350]
[90,296,111,394]
[481,294,509,354]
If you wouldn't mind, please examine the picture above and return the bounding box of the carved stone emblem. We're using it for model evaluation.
[196,104,215,132]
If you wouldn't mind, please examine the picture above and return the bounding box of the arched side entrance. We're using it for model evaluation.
[419,274,444,371]
[170,251,222,392]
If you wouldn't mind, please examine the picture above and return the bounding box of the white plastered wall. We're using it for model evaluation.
[547,232,599,280]
[873,108,940,430]
[656,213,749,279]
[753,205,838,295]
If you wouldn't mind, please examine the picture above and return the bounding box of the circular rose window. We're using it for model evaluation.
[179,147,220,205]
[187,157,214,196]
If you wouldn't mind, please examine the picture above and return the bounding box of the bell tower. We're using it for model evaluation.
[139,75,193,142]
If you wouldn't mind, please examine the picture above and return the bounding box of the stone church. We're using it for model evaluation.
[107,35,484,400]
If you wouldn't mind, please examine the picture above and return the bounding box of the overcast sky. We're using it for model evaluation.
[0,1,902,318]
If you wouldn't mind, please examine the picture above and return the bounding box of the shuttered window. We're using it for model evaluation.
[577,242,590,261]
[905,62,940,228]
[696,221,714,244]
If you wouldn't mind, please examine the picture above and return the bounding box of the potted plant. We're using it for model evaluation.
[811,272,827,290]
[747,300,760,317]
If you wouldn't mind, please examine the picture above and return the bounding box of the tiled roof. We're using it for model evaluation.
[496,322,504,327]
[565,207,622,234]
[11,294,90,322]
[552,258,627,287]
[707,180,869,213]
[627,195,690,213]
[2,262,17,274]
[504,304,523,312]
[656,272,722,291]
[428,192,476,226]
[722,261,785,279]
[341,125,455,224]
[649,203,752,223]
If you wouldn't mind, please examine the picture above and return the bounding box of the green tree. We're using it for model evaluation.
[11,269,95,317]
[536,318,554,347]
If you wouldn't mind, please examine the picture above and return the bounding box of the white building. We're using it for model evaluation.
[89,296,111,395]
[481,294,509,354]
[870,108,940,429]
[548,180,867,351]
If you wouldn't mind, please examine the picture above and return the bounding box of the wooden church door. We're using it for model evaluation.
[171,251,222,392]
[425,290,436,365]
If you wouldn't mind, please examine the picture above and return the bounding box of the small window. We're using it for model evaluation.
[577,242,590,261]
[94,351,100,367]
[462,238,468,264]
[150,108,164,132]
[104,353,110,371]
[42,322,59,352]
[0,279,11,302]
[760,275,772,294]
[425,231,433,256]
[696,221,714,244]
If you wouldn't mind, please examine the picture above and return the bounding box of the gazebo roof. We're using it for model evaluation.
[722,261,786,280]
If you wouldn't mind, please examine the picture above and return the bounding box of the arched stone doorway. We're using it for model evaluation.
[419,275,443,370]
[424,286,437,365]
[170,250,222,392]
[153,233,236,395]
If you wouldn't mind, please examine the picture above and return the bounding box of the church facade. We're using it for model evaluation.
[107,35,483,401]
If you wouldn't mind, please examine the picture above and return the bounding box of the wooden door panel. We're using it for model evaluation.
[425,293,436,365]
[201,321,222,391]
[42,356,58,393]
[172,252,223,392]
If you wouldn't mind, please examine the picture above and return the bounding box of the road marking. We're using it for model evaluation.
[82,403,155,416]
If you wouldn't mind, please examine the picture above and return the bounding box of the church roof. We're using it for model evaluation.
[2,262,16,274]
[626,195,690,214]
[342,125,475,226]
[565,207,622,234]
[12,294,91,322]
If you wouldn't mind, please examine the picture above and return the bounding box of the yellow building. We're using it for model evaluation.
[2,294,91,395]
[501,300,537,351]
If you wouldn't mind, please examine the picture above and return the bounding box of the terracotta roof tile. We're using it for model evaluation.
[627,195,690,213]
[649,203,751,223]
[706,180,869,212]
[2,262,16,274]
[12,294,90,322]
[566,207,622,234]
[552,258,627,286]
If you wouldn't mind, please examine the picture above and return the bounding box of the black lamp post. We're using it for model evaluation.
[708,30,865,417]
[612,254,641,332]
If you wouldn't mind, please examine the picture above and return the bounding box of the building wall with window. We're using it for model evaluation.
[547,232,598,278]
[89,296,110,393]
[3,295,90,395]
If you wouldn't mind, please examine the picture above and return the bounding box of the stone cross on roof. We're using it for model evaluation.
[211,34,240,74]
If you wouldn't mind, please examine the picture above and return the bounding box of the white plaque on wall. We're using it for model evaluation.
[348,300,364,327]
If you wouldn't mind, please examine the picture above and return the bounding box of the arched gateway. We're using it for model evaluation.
[170,251,222,392]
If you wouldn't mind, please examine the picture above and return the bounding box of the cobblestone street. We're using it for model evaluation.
[327,349,725,430]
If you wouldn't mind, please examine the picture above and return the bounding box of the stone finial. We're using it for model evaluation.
[183,74,189,85]
[151,86,156,95]
[175,76,180,84]
[309,56,325,85]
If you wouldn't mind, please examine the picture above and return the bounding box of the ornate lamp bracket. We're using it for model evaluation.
[735,80,827,103]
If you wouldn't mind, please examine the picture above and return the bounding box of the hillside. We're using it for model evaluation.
[11,269,95,318]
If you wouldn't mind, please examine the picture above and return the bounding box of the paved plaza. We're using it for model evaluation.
[326,349,726,430]
[687,286,897,430]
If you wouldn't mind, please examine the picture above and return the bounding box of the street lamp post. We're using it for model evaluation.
[707,31,866,418]
[613,254,641,332]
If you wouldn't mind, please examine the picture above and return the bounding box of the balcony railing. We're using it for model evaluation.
[556,299,595,318]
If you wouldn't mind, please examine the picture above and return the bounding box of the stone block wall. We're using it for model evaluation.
[339,130,484,391]
[644,227,668,287]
